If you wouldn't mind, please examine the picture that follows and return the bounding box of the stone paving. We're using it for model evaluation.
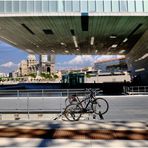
[0,121,148,147]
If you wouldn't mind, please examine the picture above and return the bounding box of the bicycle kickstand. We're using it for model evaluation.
[53,112,64,120]
[99,111,104,120]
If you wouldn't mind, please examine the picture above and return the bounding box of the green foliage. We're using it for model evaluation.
[85,74,91,78]
[28,73,36,78]
[41,73,52,80]
[15,78,20,81]
[53,74,59,79]
[0,77,2,81]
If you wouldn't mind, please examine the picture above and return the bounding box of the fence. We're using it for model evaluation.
[0,89,93,114]
[125,86,148,95]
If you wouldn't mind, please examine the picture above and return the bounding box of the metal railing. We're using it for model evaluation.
[125,86,148,95]
[0,89,96,114]
[0,89,86,98]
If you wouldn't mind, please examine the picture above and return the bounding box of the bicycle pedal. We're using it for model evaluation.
[93,114,96,119]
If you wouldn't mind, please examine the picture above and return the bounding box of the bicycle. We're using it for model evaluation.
[63,89,109,121]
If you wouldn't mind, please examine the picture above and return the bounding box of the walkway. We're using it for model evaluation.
[0,121,147,147]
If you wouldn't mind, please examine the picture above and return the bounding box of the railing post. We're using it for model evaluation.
[27,92,30,120]
[132,87,133,92]
[60,91,62,114]
[67,89,69,98]
[17,90,19,98]
[17,90,19,111]
[42,89,43,97]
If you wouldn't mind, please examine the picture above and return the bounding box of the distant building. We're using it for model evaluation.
[39,55,55,73]
[94,58,127,73]
[0,72,8,77]
[15,54,38,77]
[27,54,38,74]
[19,60,28,76]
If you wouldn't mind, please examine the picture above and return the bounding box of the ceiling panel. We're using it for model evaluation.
[0,16,148,55]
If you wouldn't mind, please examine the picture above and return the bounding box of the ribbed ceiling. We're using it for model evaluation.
[0,16,148,55]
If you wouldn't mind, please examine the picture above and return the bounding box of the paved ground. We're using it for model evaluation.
[0,95,148,121]
[0,121,148,147]
[0,95,148,147]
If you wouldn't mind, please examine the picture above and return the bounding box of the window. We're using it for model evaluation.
[64,1,72,12]
[58,0,64,12]
[112,0,119,12]
[6,1,12,13]
[89,0,96,12]
[120,0,128,12]
[127,0,135,12]
[20,1,27,12]
[43,1,49,12]
[0,1,4,12]
[49,1,57,12]
[81,0,88,12]
[144,0,148,12]
[13,1,19,12]
[104,0,111,12]
[135,1,143,12]
[28,1,34,12]
[73,0,80,12]
[35,1,42,12]
[96,0,104,12]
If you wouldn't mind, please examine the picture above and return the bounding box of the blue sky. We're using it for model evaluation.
[0,41,124,73]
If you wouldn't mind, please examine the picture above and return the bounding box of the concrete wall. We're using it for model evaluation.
[0,97,66,112]
[85,74,131,83]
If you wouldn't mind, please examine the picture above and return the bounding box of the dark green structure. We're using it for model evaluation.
[62,73,84,84]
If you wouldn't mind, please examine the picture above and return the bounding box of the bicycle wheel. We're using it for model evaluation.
[64,104,82,121]
[65,96,79,106]
[91,98,109,115]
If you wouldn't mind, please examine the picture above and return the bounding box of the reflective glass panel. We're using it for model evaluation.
[28,1,34,12]
[112,0,119,12]
[64,1,72,12]
[35,1,42,12]
[104,0,111,12]
[81,0,88,12]
[73,0,80,12]
[89,0,96,12]
[20,1,27,12]
[58,0,64,12]
[120,0,128,12]
[13,1,19,12]
[43,1,49,12]
[96,0,104,12]
[127,0,135,12]
[144,0,148,12]
[6,1,12,12]
[49,1,57,12]
[0,1,4,12]
[135,1,143,12]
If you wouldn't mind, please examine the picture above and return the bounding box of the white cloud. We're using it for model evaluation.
[0,61,18,68]
[56,55,125,70]
[66,55,94,65]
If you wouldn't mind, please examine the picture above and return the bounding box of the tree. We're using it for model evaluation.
[85,73,91,78]
[53,74,59,79]
[28,73,36,78]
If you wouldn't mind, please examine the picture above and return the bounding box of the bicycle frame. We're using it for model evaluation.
[79,94,96,112]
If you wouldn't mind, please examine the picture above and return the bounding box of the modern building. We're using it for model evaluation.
[94,57,127,72]
[0,0,148,84]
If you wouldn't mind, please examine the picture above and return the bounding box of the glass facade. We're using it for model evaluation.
[0,0,148,13]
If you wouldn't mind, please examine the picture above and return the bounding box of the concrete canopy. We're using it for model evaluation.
[0,15,148,55]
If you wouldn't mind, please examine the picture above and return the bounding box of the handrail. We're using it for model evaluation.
[125,86,148,95]
[0,89,91,98]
